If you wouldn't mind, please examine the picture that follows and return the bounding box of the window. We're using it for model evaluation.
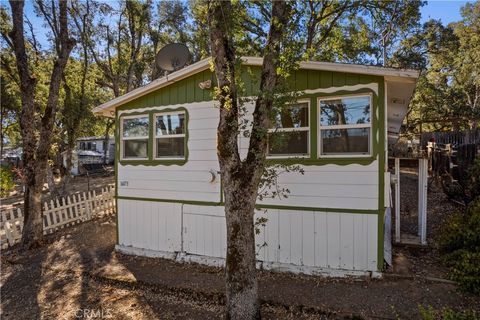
[121,116,149,159]
[318,95,371,156]
[154,112,186,159]
[267,102,309,157]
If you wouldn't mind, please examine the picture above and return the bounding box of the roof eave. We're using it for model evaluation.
[94,56,419,117]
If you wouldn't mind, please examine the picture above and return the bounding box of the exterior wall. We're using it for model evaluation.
[117,101,222,202]
[117,200,378,271]
[114,66,387,272]
[117,199,182,252]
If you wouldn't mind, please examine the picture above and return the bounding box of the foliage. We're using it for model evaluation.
[465,159,480,201]
[419,305,479,320]
[439,198,480,294]
[0,165,15,197]
[393,2,480,132]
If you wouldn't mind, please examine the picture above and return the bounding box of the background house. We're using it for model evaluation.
[63,136,115,175]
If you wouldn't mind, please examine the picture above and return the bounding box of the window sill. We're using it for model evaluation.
[266,156,376,166]
[119,158,188,166]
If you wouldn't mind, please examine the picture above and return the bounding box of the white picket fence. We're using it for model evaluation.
[0,185,115,248]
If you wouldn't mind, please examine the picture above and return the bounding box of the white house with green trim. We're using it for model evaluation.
[94,57,419,276]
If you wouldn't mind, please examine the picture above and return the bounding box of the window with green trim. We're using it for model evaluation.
[121,115,149,159]
[318,94,372,156]
[154,111,186,159]
[267,101,310,157]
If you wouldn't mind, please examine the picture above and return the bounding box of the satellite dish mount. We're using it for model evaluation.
[155,43,190,75]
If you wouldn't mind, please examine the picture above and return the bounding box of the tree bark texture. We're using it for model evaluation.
[208,1,290,319]
[9,0,75,249]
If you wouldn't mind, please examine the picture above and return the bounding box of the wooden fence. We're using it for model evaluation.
[421,129,479,147]
[0,185,115,249]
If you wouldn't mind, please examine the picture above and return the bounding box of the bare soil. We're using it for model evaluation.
[2,214,479,320]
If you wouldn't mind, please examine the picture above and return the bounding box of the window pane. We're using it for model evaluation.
[321,128,369,154]
[156,113,185,136]
[123,117,149,137]
[320,96,370,126]
[268,131,308,156]
[272,103,308,129]
[124,139,148,158]
[156,137,185,158]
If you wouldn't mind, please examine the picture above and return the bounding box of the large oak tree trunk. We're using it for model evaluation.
[9,0,75,249]
[208,1,290,318]
[224,186,259,319]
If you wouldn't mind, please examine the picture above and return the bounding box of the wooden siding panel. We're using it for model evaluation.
[353,214,368,270]
[302,211,315,266]
[117,199,181,252]
[119,201,378,271]
[332,72,346,87]
[307,69,319,90]
[278,212,291,264]
[340,213,354,269]
[320,71,332,88]
[326,213,341,268]
[295,70,308,90]
[314,211,328,267]
[290,211,303,265]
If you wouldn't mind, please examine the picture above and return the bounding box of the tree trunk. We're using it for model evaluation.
[208,1,290,319]
[224,186,259,319]
[21,185,44,248]
[9,0,75,249]
[61,145,73,194]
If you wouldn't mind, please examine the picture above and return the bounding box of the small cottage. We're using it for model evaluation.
[94,57,418,276]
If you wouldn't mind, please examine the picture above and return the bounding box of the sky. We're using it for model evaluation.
[19,0,475,50]
[420,0,470,24]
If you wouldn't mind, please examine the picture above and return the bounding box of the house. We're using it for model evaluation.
[94,57,419,276]
[62,136,115,175]
[76,136,115,164]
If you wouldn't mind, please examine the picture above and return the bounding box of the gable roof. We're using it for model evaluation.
[93,56,419,117]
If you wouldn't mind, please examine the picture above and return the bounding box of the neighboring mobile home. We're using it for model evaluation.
[94,57,418,276]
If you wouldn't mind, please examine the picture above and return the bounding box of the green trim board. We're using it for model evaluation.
[376,80,386,271]
[118,107,189,166]
[115,109,119,245]
[115,195,379,215]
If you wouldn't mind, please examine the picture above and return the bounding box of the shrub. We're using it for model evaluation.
[439,198,480,294]
[0,165,16,197]
[420,305,479,320]
[466,159,480,202]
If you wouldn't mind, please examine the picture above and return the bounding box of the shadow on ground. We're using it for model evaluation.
[1,215,479,320]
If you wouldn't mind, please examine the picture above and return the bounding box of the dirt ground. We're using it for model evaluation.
[1,171,479,319]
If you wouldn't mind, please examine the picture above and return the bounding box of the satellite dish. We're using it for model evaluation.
[155,43,190,72]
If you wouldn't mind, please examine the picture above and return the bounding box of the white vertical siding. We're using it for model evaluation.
[118,199,378,271]
[117,199,182,252]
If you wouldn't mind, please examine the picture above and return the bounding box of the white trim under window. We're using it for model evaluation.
[318,93,372,158]
[267,99,310,158]
[154,111,186,160]
[120,114,150,160]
